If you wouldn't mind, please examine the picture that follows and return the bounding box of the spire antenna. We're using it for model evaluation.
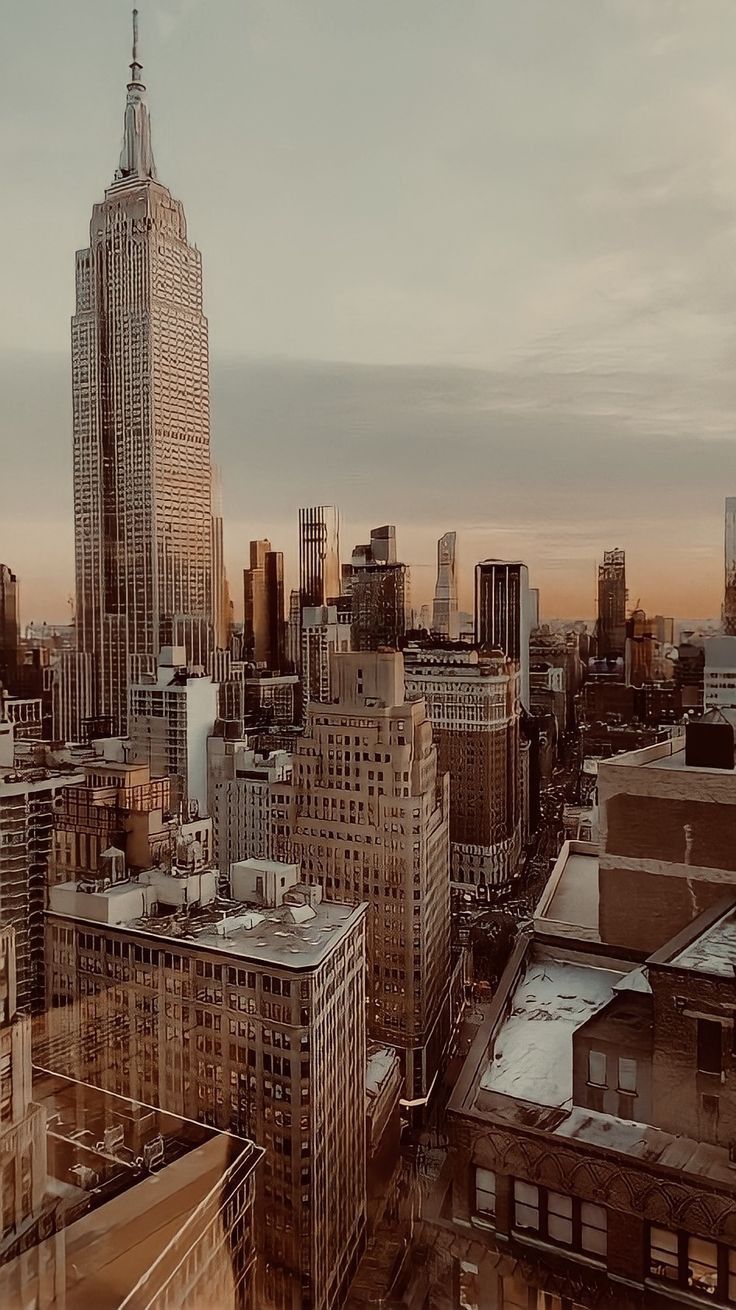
[130,8,143,85]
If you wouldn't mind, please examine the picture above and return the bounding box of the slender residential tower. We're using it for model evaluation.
[72,12,221,733]
[724,498,736,636]
[432,531,459,639]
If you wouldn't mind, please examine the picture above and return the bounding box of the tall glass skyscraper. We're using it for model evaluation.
[72,13,221,733]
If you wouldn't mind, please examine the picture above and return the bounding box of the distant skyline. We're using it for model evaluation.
[3,1,736,620]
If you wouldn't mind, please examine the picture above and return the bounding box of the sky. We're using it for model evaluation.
[2,0,736,622]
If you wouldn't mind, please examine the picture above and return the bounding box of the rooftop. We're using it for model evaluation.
[672,906,736,977]
[48,876,364,971]
[534,840,599,942]
[480,953,621,1108]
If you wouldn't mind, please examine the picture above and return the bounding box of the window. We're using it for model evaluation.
[697,1019,722,1076]
[587,1050,607,1086]
[581,1202,607,1257]
[474,1168,495,1220]
[649,1227,679,1282]
[729,1248,736,1302]
[688,1237,718,1297]
[514,1180,540,1232]
[618,1057,637,1094]
[547,1191,573,1246]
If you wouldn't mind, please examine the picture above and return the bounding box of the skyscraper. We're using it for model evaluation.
[345,526,409,651]
[724,498,736,636]
[272,650,452,1103]
[299,506,341,609]
[404,644,522,893]
[72,13,222,733]
[0,565,19,689]
[474,559,531,710]
[596,547,627,661]
[243,539,286,669]
[432,532,459,639]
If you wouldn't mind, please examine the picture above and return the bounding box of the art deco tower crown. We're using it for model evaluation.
[115,9,156,183]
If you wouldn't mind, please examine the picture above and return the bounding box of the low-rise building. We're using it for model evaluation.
[423,722,736,1308]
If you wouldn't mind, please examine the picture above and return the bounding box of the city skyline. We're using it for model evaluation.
[5,9,736,1308]
[3,2,736,620]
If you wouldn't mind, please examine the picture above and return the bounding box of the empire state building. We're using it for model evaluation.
[72,12,223,734]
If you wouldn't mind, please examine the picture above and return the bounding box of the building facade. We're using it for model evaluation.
[272,650,452,1103]
[214,747,292,875]
[724,497,736,637]
[298,507,341,610]
[0,566,19,689]
[424,728,736,1309]
[345,527,410,652]
[44,862,367,1310]
[0,762,83,1011]
[403,644,522,894]
[704,635,736,709]
[596,548,627,660]
[474,560,531,711]
[72,18,222,733]
[128,646,219,817]
[300,604,352,706]
[243,539,286,670]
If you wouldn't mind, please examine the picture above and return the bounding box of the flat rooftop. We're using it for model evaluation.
[49,880,364,971]
[480,953,621,1108]
[535,841,599,941]
[545,851,599,936]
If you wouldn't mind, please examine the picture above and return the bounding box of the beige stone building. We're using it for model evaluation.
[272,650,451,1105]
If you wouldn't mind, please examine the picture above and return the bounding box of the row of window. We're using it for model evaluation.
[475,1170,736,1303]
[475,1171,607,1258]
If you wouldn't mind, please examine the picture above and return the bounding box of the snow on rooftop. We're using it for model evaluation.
[673,910,736,976]
[481,958,621,1108]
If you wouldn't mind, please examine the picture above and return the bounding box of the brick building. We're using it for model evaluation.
[422,722,736,1308]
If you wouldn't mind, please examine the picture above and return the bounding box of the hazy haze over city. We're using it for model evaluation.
[2,0,736,621]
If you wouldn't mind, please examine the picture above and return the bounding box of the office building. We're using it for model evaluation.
[72,14,222,734]
[301,604,352,705]
[704,635,736,708]
[128,646,219,818]
[213,746,292,874]
[403,644,522,893]
[345,526,410,651]
[44,860,367,1310]
[596,547,627,660]
[243,539,286,670]
[0,565,19,688]
[0,760,83,1011]
[2,916,262,1310]
[272,650,452,1103]
[299,506,341,608]
[474,560,531,710]
[431,533,459,640]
